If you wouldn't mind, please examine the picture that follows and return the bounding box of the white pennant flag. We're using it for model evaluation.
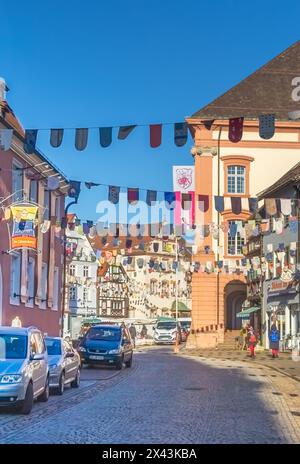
[0,129,13,151]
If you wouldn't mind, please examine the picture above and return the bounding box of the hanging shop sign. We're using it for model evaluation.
[10,204,38,250]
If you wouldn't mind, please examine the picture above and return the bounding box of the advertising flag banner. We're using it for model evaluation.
[10,204,38,250]
[172,166,195,192]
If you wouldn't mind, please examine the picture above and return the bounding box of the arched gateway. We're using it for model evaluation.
[224,280,247,330]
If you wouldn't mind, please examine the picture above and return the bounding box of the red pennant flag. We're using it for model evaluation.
[150,124,162,148]
[228,117,244,143]
[128,188,139,204]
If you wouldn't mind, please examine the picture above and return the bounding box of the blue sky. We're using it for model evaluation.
[1,0,300,221]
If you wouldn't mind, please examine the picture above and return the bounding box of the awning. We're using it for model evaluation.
[236,307,260,318]
[171,301,191,312]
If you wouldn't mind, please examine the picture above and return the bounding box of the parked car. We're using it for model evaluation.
[78,325,133,370]
[45,337,81,395]
[153,320,182,344]
[0,326,49,415]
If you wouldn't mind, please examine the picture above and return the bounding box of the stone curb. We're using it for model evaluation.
[180,349,300,383]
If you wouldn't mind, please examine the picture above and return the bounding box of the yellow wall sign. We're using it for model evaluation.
[10,204,38,250]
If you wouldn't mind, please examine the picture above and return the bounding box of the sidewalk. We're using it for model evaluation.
[181,346,300,382]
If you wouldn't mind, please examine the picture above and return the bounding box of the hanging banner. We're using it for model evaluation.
[10,204,38,250]
[172,166,195,192]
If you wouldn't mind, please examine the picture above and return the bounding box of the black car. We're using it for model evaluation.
[78,325,133,370]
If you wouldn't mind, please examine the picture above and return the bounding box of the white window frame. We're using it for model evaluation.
[227,165,245,194]
[12,159,24,202]
[10,251,21,306]
[40,262,48,309]
[82,287,89,304]
[29,180,38,203]
[227,221,244,256]
[69,286,76,300]
[52,267,59,311]
[83,265,89,278]
[44,188,50,220]
[55,196,61,222]
[69,264,76,277]
[26,257,35,308]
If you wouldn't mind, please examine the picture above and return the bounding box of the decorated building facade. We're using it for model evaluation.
[0,79,69,335]
[186,41,300,347]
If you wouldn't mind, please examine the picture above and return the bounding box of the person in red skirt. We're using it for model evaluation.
[247,329,257,358]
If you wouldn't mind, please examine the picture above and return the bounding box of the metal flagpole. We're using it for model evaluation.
[175,235,178,322]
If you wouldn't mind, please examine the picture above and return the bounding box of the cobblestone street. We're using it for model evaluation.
[0,347,299,444]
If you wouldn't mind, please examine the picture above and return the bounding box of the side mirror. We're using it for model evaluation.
[65,352,75,358]
[30,353,44,361]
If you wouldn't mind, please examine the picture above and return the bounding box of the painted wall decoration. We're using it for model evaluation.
[10,204,38,250]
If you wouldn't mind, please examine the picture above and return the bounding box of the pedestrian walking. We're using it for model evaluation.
[140,324,147,339]
[247,330,257,358]
[129,323,137,348]
[269,324,280,358]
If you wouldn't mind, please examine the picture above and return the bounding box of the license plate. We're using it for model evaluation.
[89,355,104,360]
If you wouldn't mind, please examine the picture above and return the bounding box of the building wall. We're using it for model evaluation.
[186,118,300,341]
[0,124,67,336]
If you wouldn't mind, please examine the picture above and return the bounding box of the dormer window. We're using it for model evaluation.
[227,165,245,194]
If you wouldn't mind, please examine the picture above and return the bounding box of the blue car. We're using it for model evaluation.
[78,325,133,370]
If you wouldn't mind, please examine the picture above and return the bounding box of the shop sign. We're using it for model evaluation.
[10,204,38,250]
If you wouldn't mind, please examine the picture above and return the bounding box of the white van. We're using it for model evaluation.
[153,319,182,345]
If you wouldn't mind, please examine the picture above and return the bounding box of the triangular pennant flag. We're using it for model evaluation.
[50,129,64,148]
[24,129,38,154]
[99,127,112,148]
[118,125,136,140]
[202,120,215,130]
[248,197,258,213]
[181,193,192,210]
[146,190,157,206]
[259,114,275,140]
[85,182,100,189]
[164,192,176,210]
[150,124,162,148]
[128,188,139,204]
[75,128,88,150]
[198,195,209,212]
[47,176,60,191]
[214,196,224,213]
[231,197,242,215]
[228,117,244,143]
[108,186,120,204]
[0,129,13,151]
[174,122,188,147]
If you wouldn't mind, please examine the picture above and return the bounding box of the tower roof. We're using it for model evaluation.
[190,40,300,121]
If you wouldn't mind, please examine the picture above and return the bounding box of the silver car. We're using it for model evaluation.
[0,326,49,415]
[45,337,80,395]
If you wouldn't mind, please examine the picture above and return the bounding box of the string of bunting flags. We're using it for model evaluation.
[0,113,279,152]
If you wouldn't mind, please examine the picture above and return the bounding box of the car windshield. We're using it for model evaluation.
[46,338,62,355]
[86,327,121,341]
[157,322,176,330]
[0,334,27,359]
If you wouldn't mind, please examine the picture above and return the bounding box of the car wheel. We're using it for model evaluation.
[38,376,50,402]
[71,368,80,388]
[116,356,123,370]
[19,382,34,415]
[55,372,65,395]
[125,354,133,368]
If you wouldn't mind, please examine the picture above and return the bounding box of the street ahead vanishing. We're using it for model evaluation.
[0,347,299,444]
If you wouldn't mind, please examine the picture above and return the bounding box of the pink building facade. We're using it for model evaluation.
[0,85,69,335]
